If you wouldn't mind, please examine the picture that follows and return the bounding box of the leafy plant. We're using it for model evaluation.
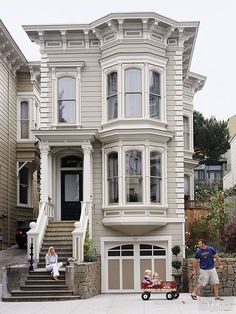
[83,233,95,262]
[185,218,219,257]
[171,245,182,273]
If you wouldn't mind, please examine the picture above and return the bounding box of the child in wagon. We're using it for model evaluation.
[144,269,152,282]
[152,272,162,286]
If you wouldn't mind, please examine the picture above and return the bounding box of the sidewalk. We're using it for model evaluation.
[0,292,235,314]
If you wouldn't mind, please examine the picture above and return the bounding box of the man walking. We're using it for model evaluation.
[191,239,223,300]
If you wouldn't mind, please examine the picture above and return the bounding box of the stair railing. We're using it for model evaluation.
[72,201,91,262]
[27,201,54,260]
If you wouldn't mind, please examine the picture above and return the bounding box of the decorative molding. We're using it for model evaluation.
[149,19,160,34]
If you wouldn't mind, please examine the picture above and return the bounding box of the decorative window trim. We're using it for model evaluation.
[52,69,81,127]
[103,143,167,208]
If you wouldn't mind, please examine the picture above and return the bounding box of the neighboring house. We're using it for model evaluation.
[223,115,236,189]
[194,162,225,189]
[0,20,40,249]
[2,12,205,292]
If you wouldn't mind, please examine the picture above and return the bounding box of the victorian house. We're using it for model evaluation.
[0,20,40,250]
[1,12,205,293]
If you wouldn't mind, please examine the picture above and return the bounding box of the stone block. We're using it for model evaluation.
[223,288,233,296]
[226,281,234,288]
[228,265,234,275]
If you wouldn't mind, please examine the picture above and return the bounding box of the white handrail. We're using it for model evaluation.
[72,201,91,262]
[27,201,54,260]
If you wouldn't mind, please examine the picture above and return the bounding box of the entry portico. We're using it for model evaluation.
[36,129,96,221]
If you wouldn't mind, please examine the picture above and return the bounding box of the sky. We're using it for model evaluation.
[1,0,235,121]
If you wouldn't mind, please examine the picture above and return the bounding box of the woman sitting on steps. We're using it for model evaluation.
[45,246,63,280]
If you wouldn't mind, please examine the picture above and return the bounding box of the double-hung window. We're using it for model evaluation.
[107,72,118,120]
[107,152,119,204]
[125,150,142,203]
[150,152,161,203]
[149,71,160,119]
[19,163,29,205]
[20,101,29,139]
[58,77,76,124]
[125,68,142,118]
[183,116,190,150]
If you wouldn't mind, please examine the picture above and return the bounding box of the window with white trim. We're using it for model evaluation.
[18,163,30,205]
[107,72,118,120]
[184,116,190,150]
[125,150,142,203]
[58,76,76,123]
[124,68,142,118]
[108,152,119,204]
[150,151,161,203]
[149,71,160,119]
[20,101,29,139]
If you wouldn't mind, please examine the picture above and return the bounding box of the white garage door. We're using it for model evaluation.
[104,241,169,292]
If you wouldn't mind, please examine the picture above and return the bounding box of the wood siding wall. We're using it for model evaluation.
[0,60,17,249]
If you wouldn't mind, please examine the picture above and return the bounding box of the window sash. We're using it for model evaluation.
[125,69,142,118]
[58,77,76,124]
[184,116,190,150]
[20,101,29,139]
[19,167,29,205]
[149,71,160,119]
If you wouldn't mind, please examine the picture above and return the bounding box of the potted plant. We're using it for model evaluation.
[84,233,96,262]
[171,245,182,290]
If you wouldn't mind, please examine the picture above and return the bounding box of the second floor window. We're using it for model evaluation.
[20,101,29,139]
[184,116,190,150]
[125,68,142,118]
[108,152,119,204]
[107,72,118,120]
[125,150,142,202]
[58,77,76,124]
[149,71,160,119]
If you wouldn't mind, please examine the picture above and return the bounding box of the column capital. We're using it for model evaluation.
[82,143,93,155]
[39,143,50,155]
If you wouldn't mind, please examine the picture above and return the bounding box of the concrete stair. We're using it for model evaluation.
[3,221,79,302]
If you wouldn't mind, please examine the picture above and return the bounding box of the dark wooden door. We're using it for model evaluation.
[61,170,83,220]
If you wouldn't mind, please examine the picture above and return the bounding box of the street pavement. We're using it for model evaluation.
[0,292,235,314]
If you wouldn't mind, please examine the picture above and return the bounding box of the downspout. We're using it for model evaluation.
[7,70,11,247]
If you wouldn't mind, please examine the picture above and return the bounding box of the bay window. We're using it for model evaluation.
[58,76,76,123]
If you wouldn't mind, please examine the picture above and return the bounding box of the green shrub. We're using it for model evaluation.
[83,233,95,262]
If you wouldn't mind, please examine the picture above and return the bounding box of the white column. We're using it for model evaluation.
[82,143,93,202]
[39,143,50,203]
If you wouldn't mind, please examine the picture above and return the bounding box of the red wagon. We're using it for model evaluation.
[141,279,179,300]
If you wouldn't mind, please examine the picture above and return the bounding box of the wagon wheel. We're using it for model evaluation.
[172,291,179,299]
[142,291,150,301]
[166,292,174,300]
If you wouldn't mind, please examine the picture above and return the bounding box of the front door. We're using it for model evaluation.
[61,170,83,220]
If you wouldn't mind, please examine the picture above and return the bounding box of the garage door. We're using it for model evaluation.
[105,242,168,292]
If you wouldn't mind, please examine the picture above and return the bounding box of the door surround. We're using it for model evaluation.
[54,148,83,221]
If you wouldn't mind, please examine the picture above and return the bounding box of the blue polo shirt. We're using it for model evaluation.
[195,246,216,270]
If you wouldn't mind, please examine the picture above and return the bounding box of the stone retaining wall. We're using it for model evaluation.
[66,261,101,299]
[183,258,236,296]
